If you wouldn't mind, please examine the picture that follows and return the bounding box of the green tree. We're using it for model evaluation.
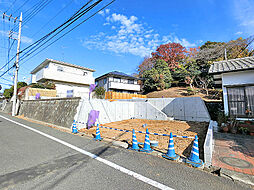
[173,60,201,89]
[3,82,27,99]
[142,59,172,92]
[94,86,106,99]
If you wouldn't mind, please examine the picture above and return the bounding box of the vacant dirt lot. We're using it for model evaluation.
[146,87,222,101]
[80,119,208,160]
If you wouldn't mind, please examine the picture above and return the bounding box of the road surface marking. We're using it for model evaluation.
[0,115,174,190]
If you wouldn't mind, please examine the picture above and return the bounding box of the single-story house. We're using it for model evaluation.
[209,56,254,118]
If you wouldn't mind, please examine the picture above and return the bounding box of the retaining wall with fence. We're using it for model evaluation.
[1,97,210,129]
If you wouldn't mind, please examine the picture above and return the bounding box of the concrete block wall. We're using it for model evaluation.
[19,97,80,128]
[121,97,210,122]
[75,99,167,129]
[1,101,12,113]
[204,120,217,167]
[134,102,167,120]
[75,99,136,128]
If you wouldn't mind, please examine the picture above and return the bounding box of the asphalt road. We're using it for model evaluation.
[0,112,251,190]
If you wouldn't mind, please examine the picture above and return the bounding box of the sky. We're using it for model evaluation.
[0,0,253,92]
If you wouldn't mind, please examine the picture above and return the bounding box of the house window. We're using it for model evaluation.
[67,90,74,98]
[57,66,64,72]
[227,86,254,117]
[103,78,107,84]
[113,77,121,83]
[128,79,134,84]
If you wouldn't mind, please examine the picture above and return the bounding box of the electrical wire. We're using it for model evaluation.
[19,0,94,55]
[5,0,18,13]
[0,0,94,73]
[12,0,31,16]
[19,0,102,62]
[234,36,254,59]
[13,0,54,32]
[31,0,75,38]
[0,0,116,80]
[0,82,12,86]
[0,65,15,79]
[0,77,13,83]
[20,0,115,65]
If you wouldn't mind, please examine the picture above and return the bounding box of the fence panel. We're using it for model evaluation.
[105,91,147,100]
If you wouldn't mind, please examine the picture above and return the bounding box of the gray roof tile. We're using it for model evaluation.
[209,56,254,74]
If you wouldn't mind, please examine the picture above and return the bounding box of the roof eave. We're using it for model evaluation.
[209,67,254,75]
[95,73,138,81]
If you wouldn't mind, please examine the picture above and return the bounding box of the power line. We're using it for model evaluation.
[0,64,15,79]
[0,82,12,86]
[18,0,95,56]
[0,0,116,80]
[234,35,254,59]
[13,0,54,32]
[19,0,101,62]
[31,0,75,38]
[12,0,31,16]
[0,0,94,73]
[0,77,13,83]
[20,0,115,65]
[5,0,18,13]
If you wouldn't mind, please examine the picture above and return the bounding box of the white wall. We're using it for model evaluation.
[109,81,140,91]
[222,70,254,115]
[222,70,254,86]
[96,76,140,92]
[33,62,95,85]
[74,99,167,128]
[55,83,90,98]
[119,97,211,122]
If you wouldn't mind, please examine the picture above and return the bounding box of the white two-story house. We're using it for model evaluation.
[31,59,95,98]
[95,71,140,94]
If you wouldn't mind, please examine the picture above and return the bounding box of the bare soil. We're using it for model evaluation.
[146,87,222,101]
[79,119,208,160]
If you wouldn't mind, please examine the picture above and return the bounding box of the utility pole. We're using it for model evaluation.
[12,12,22,116]
[224,48,227,61]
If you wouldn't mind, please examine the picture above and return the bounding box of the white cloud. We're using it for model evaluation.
[98,9,110,17]
[21,36,33,44]
[173,37,196,48]
[233,0,254,35]
[82,13,196,57]
[98,11,105,16]
[105,9,110,14]
[235,31,243,35]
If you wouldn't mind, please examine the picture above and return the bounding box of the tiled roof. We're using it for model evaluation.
[209,56,254,74]
[95,71,138,80]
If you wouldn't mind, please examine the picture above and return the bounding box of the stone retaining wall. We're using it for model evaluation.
[19,97,80,128]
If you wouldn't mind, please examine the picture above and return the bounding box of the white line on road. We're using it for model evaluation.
[0,115,174,190]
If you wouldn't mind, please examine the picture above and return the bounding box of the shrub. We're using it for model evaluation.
[94,87,105,99]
